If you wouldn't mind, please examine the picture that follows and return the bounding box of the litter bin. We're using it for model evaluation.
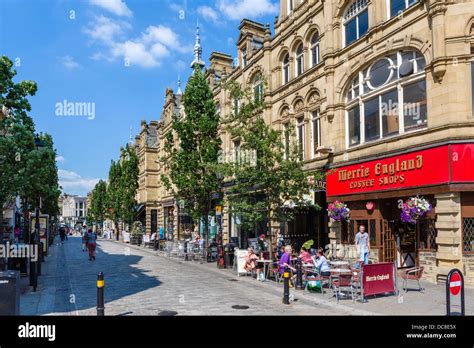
[224,244,235,268]
[0,271,20,315]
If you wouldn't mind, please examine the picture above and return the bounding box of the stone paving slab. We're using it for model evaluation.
[123,240,474,316]
[20,236,473,316]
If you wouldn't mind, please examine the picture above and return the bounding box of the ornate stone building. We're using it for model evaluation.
[136,0,474,285]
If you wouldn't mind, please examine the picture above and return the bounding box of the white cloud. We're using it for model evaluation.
[84,16,188,68]
[217,0,278,20]
[89,0,132,17]
[57,56,81,70]
[198,6,220,23]
[56,155,66,163]
[83,15,131,43]
[59,169,101,195]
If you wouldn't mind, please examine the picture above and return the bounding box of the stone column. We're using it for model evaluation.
[435,192,462,283]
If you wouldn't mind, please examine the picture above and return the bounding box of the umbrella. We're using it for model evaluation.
[302,240,314,250]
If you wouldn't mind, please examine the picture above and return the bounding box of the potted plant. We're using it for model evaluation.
[327,200,350,222]
[400,196,432,224]
[130,221,144,246]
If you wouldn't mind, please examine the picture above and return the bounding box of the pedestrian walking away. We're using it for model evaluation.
[86,229,97,261]
[82,229,88,252]
[59,227,66,244]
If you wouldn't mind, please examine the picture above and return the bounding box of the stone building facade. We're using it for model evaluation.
[135,0,474,285]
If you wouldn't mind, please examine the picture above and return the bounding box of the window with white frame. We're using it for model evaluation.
[296,43,304,77]
[311,110,321,158]
[343,0,369,47]
[345,50,427,148]
[233,98,240,115]
[233,139,241,164]
[389,0,418,18]
[283,54,290,84]
[310,32,320,67]
[253,74,264,103]
[296,116,305,160]
[288,0,294,15]
[242,48,247,68]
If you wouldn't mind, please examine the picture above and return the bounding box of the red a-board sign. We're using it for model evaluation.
[361,262,397,298]
[449,271,462,296]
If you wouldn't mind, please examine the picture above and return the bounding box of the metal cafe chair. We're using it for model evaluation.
[331,273,356,304]
[399,267,425,293]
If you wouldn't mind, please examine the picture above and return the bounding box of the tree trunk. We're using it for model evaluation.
[204,212,209,249]
[267,202,272,254]
[115,220,119,241]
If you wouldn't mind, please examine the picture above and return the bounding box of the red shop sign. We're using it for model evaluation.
[361,262,397,298]
[327,146,451,197]
[451,144,474,183]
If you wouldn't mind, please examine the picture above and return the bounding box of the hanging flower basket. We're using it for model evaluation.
[327,201,350,222]
[400,196,432,224]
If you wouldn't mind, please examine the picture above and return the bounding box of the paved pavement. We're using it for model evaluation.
[20,236,473,316]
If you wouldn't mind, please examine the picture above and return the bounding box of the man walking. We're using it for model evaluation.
[86,229,97,261]
[355,225,370,265]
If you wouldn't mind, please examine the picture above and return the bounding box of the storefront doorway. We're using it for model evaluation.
[341,197,437,267]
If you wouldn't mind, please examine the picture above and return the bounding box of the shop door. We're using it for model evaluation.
[381,220,396,263]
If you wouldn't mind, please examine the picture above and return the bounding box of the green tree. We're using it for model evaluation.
[87,180,107,232]
[120,144,139,228]
[0,56,37,241]
[106,160,122,240]
[161,67,222,246]
[222,79,324,248]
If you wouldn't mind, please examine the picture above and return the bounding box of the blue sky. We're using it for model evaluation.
[0,0,278,196]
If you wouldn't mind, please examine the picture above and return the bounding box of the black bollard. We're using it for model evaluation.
[283,265,290,304]
[295,257,304,290]
[97,272,105,316]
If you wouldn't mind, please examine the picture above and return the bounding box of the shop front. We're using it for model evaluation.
[279,176,328,252]
[326,143,474,284]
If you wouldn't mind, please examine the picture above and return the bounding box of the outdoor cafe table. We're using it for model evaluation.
[256,259,273,280]
[330,268,352,275]
[329,260,350,268]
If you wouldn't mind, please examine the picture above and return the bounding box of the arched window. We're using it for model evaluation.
[282,54,290,84]
[295,43,304,77]
[345,50,427,148]
[343,0,369,47]
[253,74,264,103]
[310,32,320,67]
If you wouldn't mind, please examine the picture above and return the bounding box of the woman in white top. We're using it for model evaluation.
[314,249,331,277]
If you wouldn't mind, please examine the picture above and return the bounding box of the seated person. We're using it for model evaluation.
[314,249,331,277]
[299,247,314,264]
[244,247,265,280]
